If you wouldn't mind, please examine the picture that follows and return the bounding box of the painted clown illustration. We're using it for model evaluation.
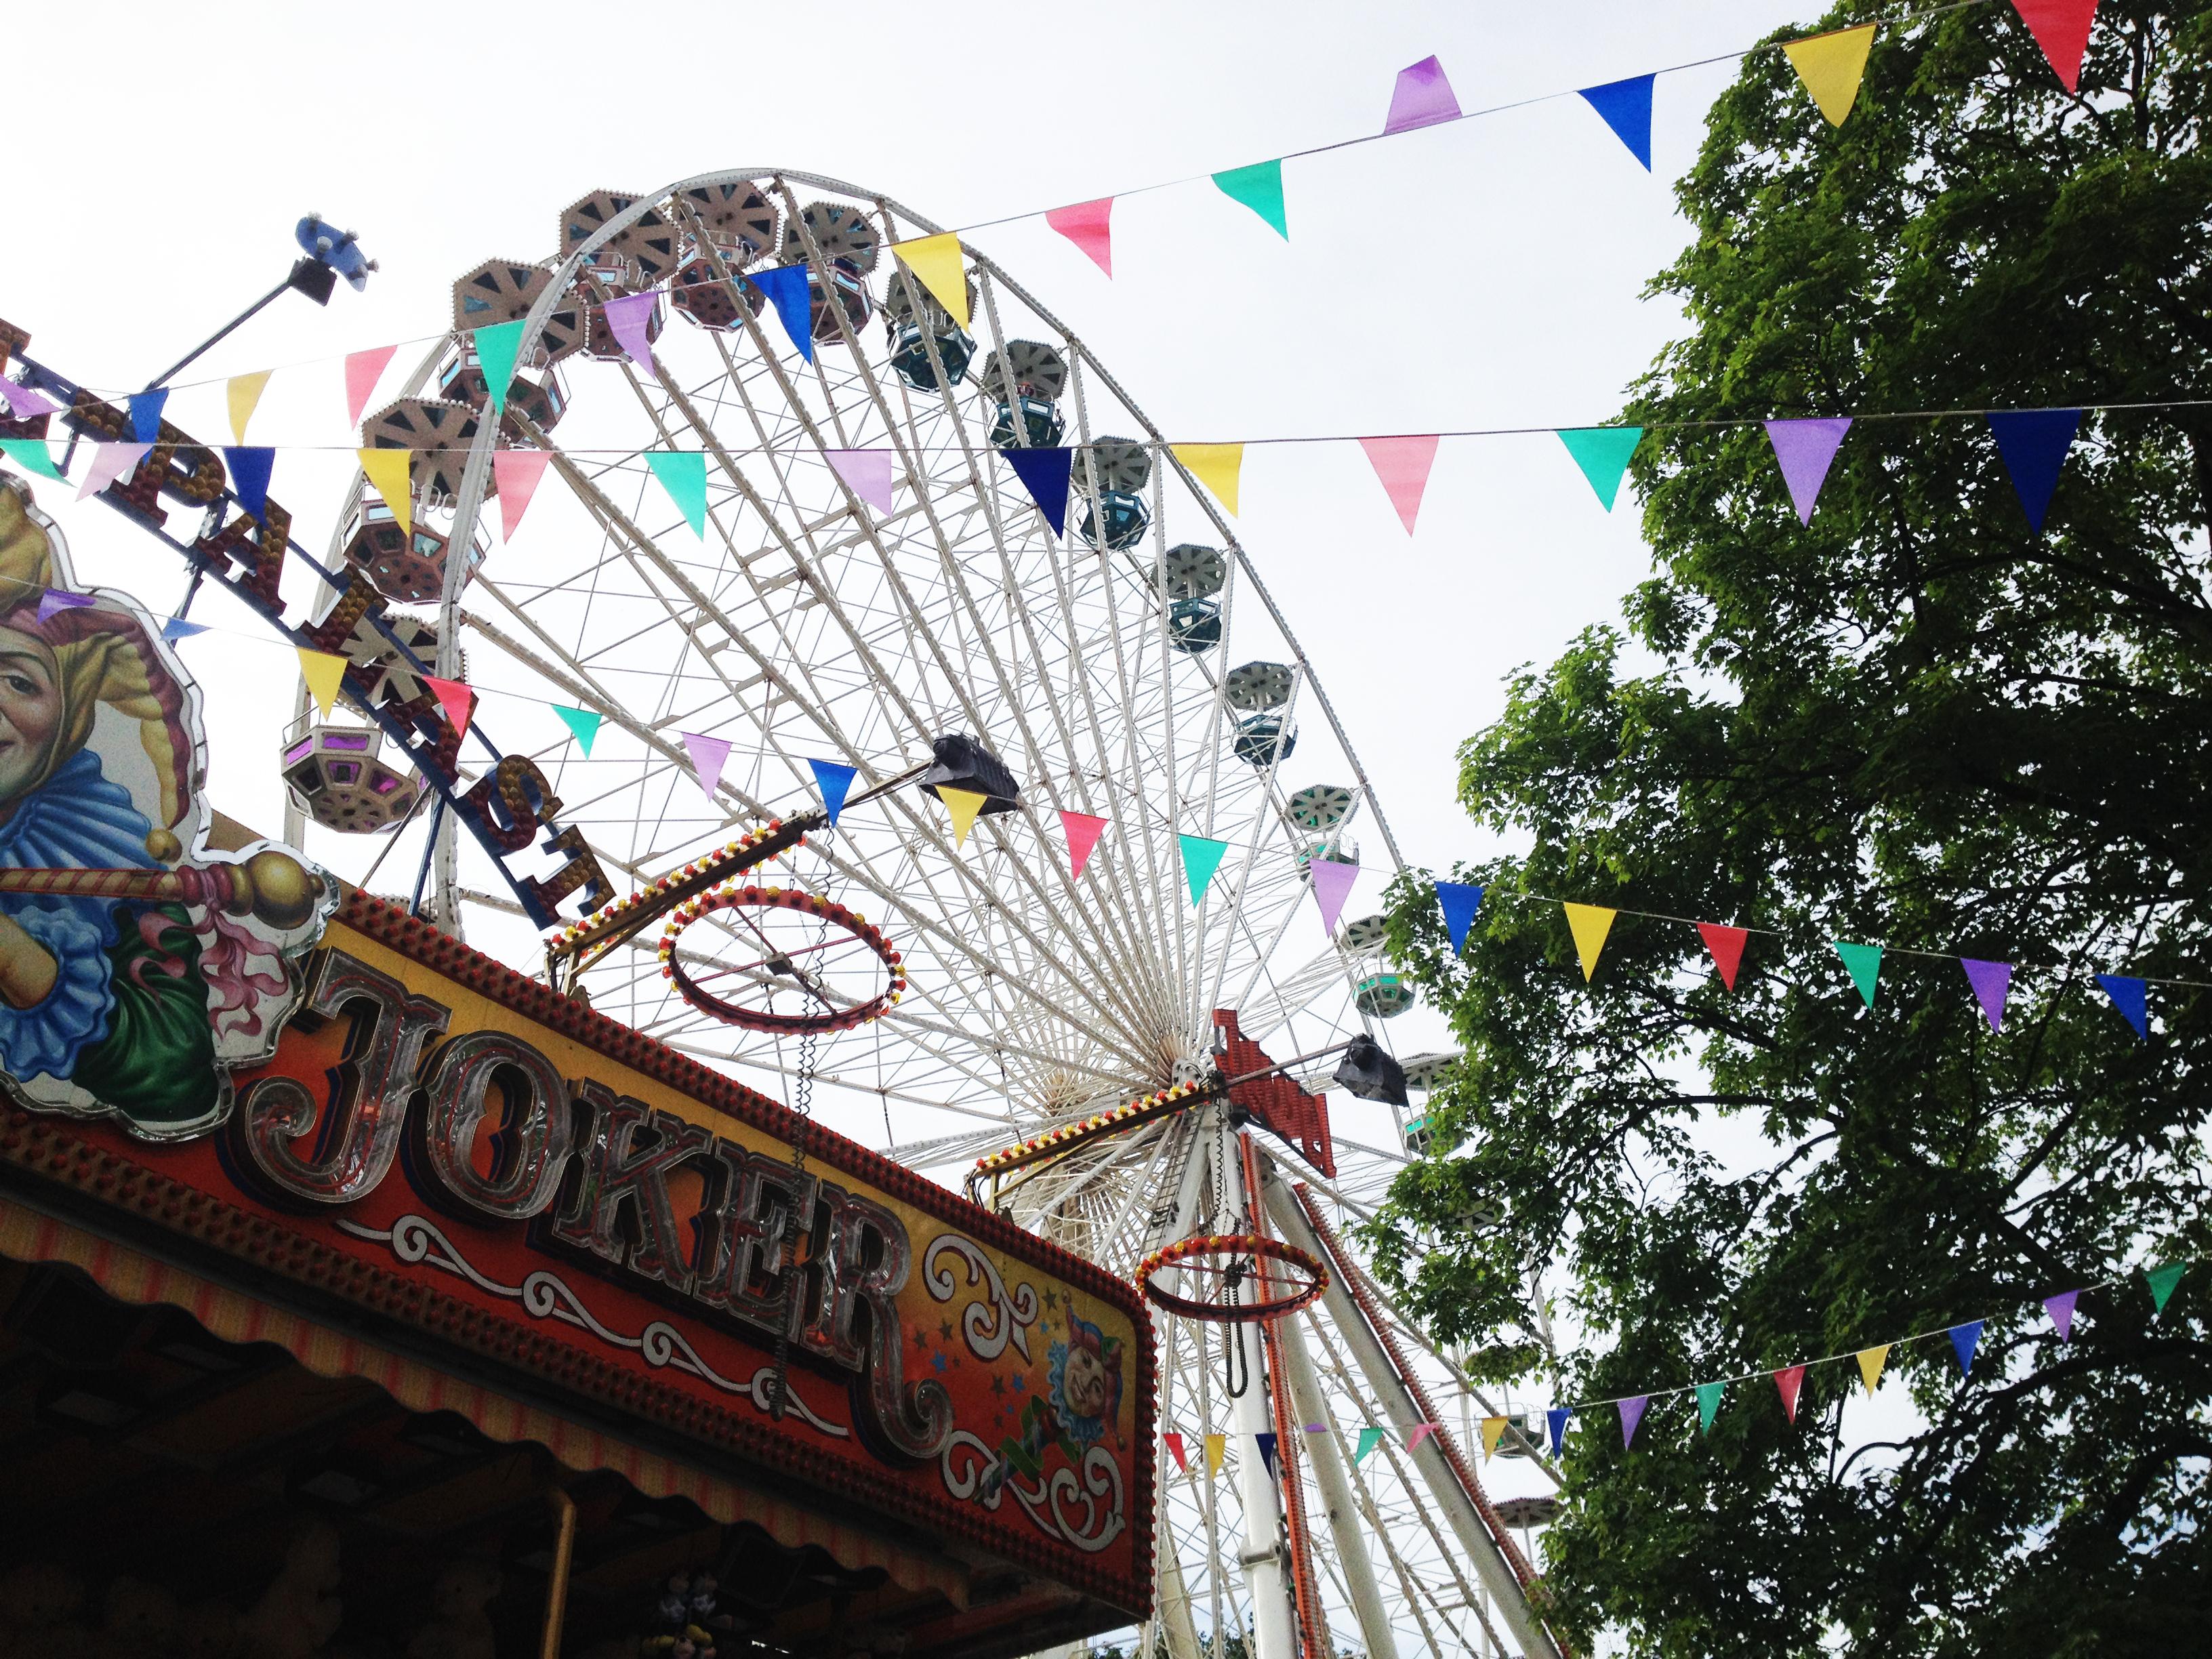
[983,1313,1125,1496]
[0,478,331,1140]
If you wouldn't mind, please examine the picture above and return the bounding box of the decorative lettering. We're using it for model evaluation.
[411,1029,573,1219]
[460,756,564,855]
[696,1141,819,1328]
[192,501,293,609]
[518,825,614,923]
[822,1185,952,1462]
[551,1080,714,1292]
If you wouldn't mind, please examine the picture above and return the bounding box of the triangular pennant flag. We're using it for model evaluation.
[1986,409,2081,533]
[77,442,151,501]
[2010,0,2100,94]
[1179,834,1229,905]
[1856,1345,1890,1395]
[298,648,347,718]
[1698,922,1749,990]
[1546,1407,1572,1456]
[553,705,602,755]
[747,264,814,363]
[1045,197,1114,276]
[1774,1364,1807,1422]
[2146,1261,2184,1315]
[1556,427,1643,510]
[1309,858,1359,937]
[2044,1290,2081,1341]
[1961,958,2013,1032]
[1061,810,1107,880]
[0,438,65,481]
[1354,1426,1385,1465]
[493,449,552,540]
[1695,1380,1725,1434]
[808,759,857,824]
[647,449,708,537]
[1435,881,1483,956]
[1833,941,1883,1008]
[1203,1434,1227,1476]
[1358,435,1439,533]
[226,370,272,444]
[1782,24,1877,125]
[1578,74,1655,169]
[1384,55,1461,134]
[1764,417,1852,525]
[2095,973,2148,1038]
[1170,443,1244,516]
[127,389,168,444]
[825,449,895,515]
[0,380,61,422]
[1479,1416,1509,1460]
[356,447,414,537]
[602,291,661,376]
[1406,1422,1439,1452]
[472,319,527,415]
[161,618,209,642]
[890,234,971,330]
[1212,160,1288,239]
[344,345,397,428]
[35,590,94,623]
[423,674,474,733]
[940,786,988,848]
[1562,902,1617,981]
[222,447,274,521]
[1949,1321,1984,1377]
[1255,1432,1278,1477]
[998,446,1073,537]
[1164,1431,1187,1473]
[1617,1397,1647,1449]
[681,733,733,801]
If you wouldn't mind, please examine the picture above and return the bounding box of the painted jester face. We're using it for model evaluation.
[1062,1343,1110,1422]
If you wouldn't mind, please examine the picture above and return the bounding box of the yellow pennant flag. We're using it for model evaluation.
[356,448,414,537]
[1202,1434,1226,1477]
[939,786,988,848]
[298,648,348,718]
[1171,443,1244,516]
[1479,1416,1510,1460]
[1561,902,1618,981]
[1783,23,1877,127]
[891,232,970,330]
[227,370,273,443]
[1856,1344,1891,1396]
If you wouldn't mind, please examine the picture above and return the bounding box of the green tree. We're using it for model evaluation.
[1370,4,2211,1654]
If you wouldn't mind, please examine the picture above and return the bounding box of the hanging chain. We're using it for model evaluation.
[766,847,833,1422]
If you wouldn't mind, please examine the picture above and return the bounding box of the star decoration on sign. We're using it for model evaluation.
[939,1319,954,1341]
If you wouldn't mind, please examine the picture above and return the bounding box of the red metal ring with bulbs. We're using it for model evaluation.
[657,883,905,1034]
[1136,1234,1328,1323]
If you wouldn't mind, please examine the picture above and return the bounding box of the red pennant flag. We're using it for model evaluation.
[493,449,553,541]
[1044,197,1114,276]
[1164,1431,1188,1472]
[2010,1,2100,94]
[1357,434,1440,534]
[424,674,474,733]
[1061,810,1108,879]
[1774,1364,1807,1423]
[344,344,398,428]
[1698,922,1749,991]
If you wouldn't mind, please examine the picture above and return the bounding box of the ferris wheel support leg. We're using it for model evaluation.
[1267,1177,1566,1659]
[1275,1311,1397,1659]
[1223,1130,1298,1659]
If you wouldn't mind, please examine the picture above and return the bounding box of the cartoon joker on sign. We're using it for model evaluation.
[983,1313,1124,1497]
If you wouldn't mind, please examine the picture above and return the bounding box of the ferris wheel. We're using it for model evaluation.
[290,169,1568,1659]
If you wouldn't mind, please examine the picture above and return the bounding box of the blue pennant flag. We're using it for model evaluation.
[2094,973,2148,1040]
[1949,1320,1984,1378]
[128,389,169,445]
[161,618,209,642]
[1255,1431,1278,1477]
[747,264,813,364]
[1435,880,1484,956]
[809,758,858,825]
[1547,1406,1572,1456]
[999,447,1074,537]
[1579,74,1654,169]
[222,447,274,522]
[1985,409,2081,533]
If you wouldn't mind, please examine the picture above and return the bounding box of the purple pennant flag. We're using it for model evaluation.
[1618,1395,1648,1449]
[0,378,61,422]
[1384,56,1461,134]
[825,449,895,514]
[1764,417,1851,525]
[78,441,152,501]
[1960,958,2013,1032]
[681,732,733,802]
[36,589,95,623]
[602,291,660,377]
[1309,857,1359,937]
[2043,1290,2080,1341]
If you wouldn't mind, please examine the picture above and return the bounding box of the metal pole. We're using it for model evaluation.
[538,1488,578,1659]
[143,273,297,391]
[1275,1310,1397,1659]
[1223,1123,1296,1659]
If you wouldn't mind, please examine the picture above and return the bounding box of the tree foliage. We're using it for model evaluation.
[1370,5,2212,1653]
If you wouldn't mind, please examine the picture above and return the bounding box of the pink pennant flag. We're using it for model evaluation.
[493,449,554,541]
[2043,1289,2080,1341]
[1961,958,2013,1032]
[78,441,152,500]
[1061,810,1108,880]
[825,449,895,514]
[0,379,62,422]
[1384,55,1462,134]
[423,674,474,733]
[602,292,661,377]
[1406,1422,1439,1452]
[682,732,733,801]
[1309,857,1359,937]
[344,344,398,428]
[1044,197,1114,277]
[1358,435,1439,534]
